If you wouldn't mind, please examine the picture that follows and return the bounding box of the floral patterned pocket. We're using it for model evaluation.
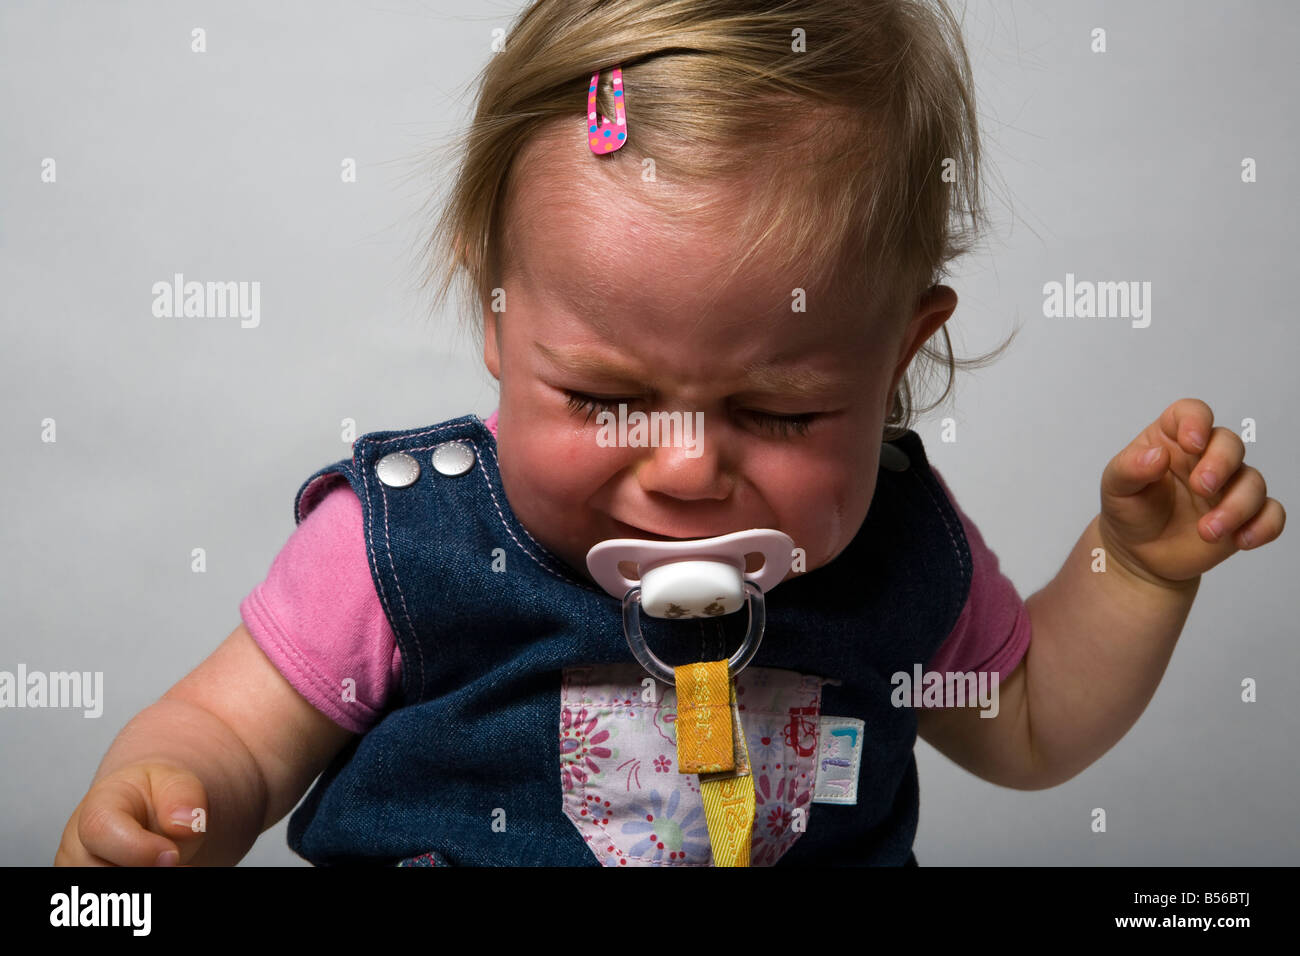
[560,662,825,866]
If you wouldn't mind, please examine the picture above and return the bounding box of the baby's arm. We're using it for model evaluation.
[917,654,1036,788]
[55,622,356,866]
[918,515,1198,790]
[919,404,1285,791]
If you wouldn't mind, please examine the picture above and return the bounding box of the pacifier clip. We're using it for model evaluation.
[676,659,755,866]
[587,529,793,867]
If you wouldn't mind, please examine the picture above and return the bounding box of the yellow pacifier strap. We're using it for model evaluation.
[675,660,756,867]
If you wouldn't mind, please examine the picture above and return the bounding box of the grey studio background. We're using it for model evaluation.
[2,0,1296,866]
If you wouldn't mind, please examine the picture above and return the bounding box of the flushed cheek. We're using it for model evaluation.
[516,441,616,512]
[792,476,866,569]
[499,467,596,565]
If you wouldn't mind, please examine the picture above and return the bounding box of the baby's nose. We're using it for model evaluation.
[633,430,732,503]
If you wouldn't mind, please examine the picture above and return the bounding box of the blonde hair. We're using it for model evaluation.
[414,0,1016,440]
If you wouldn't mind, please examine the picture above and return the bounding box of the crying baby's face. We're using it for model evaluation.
[482,308,888,585]
[477,124,950,586]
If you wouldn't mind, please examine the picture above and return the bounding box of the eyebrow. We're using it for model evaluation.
[533,341,847,399]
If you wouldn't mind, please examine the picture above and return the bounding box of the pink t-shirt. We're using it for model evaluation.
[240,411,1032,733]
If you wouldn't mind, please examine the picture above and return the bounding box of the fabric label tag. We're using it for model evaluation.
[674,660,734,773]
[812,716,864,805]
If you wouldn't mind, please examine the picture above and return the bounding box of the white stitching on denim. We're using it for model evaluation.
[366,421,464,447]
[477,438,581,572]
[392,438,574,585]
[902,445,971,625]
[393,425,601,591]
[360,440,426,695]
[302,422,474,702]
[296,465,425,698]
[377,480,421,685]
[358,418,611,702]
[475,441,582,584]
[365,418,574,704]
[360,419,575,578]
[913,465,967,572]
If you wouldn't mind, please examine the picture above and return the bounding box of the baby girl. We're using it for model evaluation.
[56,0,1283,867]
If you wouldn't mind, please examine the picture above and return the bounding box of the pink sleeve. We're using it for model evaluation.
[240,480,402,734]
[922,466,1032,684]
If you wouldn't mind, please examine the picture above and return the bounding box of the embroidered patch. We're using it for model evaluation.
[812,716,865,805]
[560,663,825,866]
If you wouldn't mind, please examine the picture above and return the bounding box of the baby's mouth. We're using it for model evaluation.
[610,519,716,542]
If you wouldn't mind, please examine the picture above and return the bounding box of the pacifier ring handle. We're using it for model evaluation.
[621,581,765,685]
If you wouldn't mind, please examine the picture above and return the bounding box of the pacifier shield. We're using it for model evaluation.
[585,528,794,615]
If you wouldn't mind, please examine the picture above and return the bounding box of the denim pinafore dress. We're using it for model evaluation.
[284,414,971,866]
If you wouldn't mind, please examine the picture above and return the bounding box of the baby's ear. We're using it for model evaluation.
[895,286,958,372]
[482,310,502,380]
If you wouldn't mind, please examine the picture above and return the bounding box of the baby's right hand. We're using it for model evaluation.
[54,762,208,866]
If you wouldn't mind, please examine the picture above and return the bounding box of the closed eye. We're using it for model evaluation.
[561,390,815,438]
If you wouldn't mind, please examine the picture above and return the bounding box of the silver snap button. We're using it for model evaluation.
[376,452,420,488]
[879,442,910,472]
[431,441,476,476]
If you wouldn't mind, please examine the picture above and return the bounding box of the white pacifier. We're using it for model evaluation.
[586,529,794,684]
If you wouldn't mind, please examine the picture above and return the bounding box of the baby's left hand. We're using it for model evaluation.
[1097,398,1286,588]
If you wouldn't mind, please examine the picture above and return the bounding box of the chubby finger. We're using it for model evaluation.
[77,779,183,867]
[55,812,115,866]
[1102,439,1170,499]
[1189,427,1247,499]
[146,765,211,862]
[1199,466,1267,543]
[1160,398,1215,454]
[1228,496,1286,550]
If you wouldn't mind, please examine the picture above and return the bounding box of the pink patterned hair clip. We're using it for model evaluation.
[587,65,627,154]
